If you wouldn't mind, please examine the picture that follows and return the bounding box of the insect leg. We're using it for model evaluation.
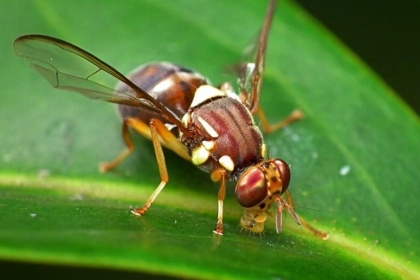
[99,118,138,173]
[256,108,304,134]
[131,118,170,216]
[284,190,330,240]
[210,168,228,235]
[99,117,190,172]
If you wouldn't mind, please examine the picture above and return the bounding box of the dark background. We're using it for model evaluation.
[295,0,420,115]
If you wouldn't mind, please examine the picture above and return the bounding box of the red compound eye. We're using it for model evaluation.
[273,159,291,193]
[235,167,267,208]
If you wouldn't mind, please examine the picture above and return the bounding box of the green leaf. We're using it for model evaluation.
[1,0,419,279]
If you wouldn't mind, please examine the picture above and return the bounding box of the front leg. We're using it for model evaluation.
[284,190,329,240]
[210,168,228,235]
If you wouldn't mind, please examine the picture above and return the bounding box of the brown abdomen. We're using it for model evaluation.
[116,62,208,135]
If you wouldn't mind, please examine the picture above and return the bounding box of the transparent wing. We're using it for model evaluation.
[233,0,276,114]
[13,34,190,135]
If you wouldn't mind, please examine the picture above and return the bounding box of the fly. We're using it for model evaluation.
[14,0,328,239]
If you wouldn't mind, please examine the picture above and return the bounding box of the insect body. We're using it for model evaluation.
[113,62,208,150]
[14,0,328,239]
